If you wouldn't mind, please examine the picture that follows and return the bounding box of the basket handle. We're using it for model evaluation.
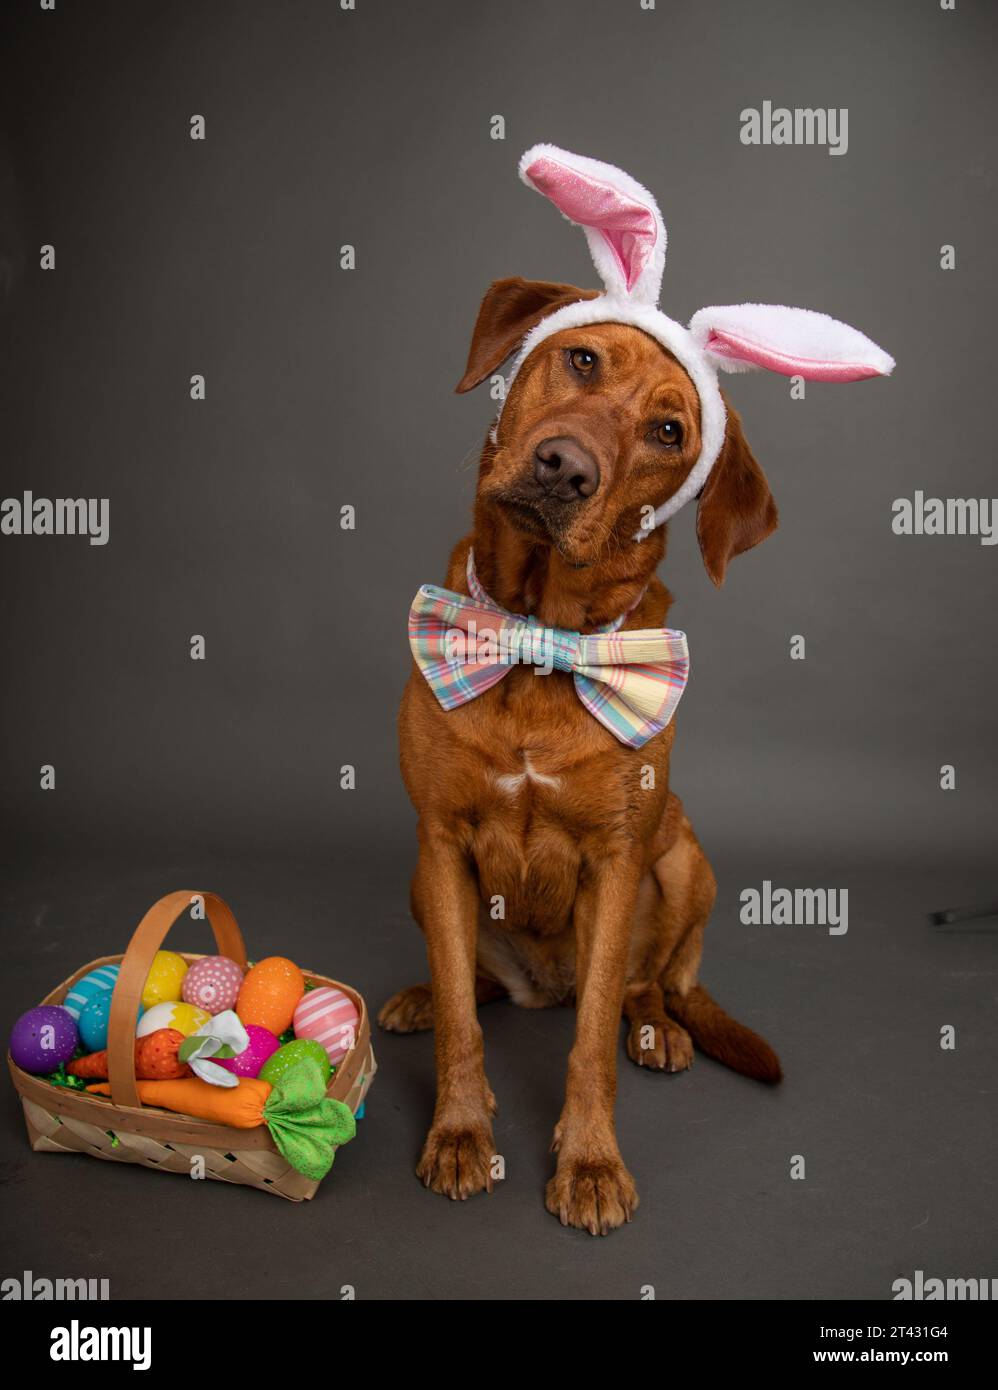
[107,891,248,1108]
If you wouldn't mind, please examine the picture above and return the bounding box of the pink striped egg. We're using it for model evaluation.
[293,987,358,1067]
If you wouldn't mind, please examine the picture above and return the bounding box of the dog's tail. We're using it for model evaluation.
[667,985,782,1084]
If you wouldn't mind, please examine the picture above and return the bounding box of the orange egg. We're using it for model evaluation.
[235,957,305,1035]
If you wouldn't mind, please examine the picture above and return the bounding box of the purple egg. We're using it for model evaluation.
[9,1005,79,1074]
[216,1023,279,1078]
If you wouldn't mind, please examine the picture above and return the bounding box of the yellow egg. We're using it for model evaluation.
[142,951,189,1009]
[136,1000,211,1038]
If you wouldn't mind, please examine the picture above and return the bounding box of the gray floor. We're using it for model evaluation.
[2,843,995,1301]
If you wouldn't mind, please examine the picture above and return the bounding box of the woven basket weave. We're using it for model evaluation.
[7,890,376,1201]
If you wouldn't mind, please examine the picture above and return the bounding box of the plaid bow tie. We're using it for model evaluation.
[408,551,689,749]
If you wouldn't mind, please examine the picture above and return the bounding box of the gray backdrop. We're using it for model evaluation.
[0,0,995,1302]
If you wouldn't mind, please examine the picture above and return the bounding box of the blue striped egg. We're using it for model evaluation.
[62,964,120,1022]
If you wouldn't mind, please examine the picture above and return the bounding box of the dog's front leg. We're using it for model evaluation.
[412,819,497,1201]
[547,848,642,1234]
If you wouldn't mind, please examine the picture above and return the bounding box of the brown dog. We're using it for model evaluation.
[379,276,783,1235]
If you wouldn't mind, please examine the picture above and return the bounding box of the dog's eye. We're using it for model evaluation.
[655,421,683,448]
[568,348,597,375]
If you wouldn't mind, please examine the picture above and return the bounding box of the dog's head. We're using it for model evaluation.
[458,276,777,585]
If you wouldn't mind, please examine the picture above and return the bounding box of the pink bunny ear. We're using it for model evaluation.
[689,304,894,381]
[519,144,665,304]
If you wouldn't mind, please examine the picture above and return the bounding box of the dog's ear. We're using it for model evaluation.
[696,400,778,587]
[455,276,599,393]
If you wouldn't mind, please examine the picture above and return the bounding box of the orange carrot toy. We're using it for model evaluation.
[68,1028,189,1081]
[86,1055,355,1180]
[88,1073,269,1126]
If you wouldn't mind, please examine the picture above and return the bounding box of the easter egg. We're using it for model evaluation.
[62,964,120,1022]
[293,987,359,1067]
[236,957,304,1036]
[216,1023,279,1079]
[78,990,144,1052]
[260,1038,332,1088]
[182,955,244,1014]
[136,1000,211,1038]
[141,951,189,1009]
[9,1005,79,1073]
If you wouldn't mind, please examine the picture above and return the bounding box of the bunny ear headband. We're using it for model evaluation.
[502,144,894,536]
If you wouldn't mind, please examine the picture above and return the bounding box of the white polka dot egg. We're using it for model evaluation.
[182,955,244,1014]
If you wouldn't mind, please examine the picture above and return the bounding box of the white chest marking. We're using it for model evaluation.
[494,752,562,797]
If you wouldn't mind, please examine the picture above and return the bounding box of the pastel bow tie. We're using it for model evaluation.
[408,551,690,749]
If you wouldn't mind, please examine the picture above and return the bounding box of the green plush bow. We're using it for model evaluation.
[263,1056,356,1181]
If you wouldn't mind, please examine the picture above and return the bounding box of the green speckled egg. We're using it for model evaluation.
[259,1038,332,1088]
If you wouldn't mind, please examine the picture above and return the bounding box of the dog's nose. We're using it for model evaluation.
[533,436,600,500]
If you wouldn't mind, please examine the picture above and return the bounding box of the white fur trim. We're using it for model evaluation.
[500,295,727,537]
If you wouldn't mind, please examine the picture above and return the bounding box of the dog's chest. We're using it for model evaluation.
[459,674,648,932]
[474,671,622,814]
[404,664,671,931]
[492,749,563,796]
[467,769,586,937]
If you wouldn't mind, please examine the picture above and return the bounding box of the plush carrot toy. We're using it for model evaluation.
[87,1056,354,1180]
[68,1028,190,1081]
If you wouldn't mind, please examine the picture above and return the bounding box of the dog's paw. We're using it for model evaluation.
[625,1017,693,1072]
[378,984,434,1033]
[545,1152,639,1235]
[416,1122,496,1201]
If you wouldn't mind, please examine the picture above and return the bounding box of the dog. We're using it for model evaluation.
[379,147,892,1234]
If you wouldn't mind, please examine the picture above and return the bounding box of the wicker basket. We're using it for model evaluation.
[7,890,376,1201]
